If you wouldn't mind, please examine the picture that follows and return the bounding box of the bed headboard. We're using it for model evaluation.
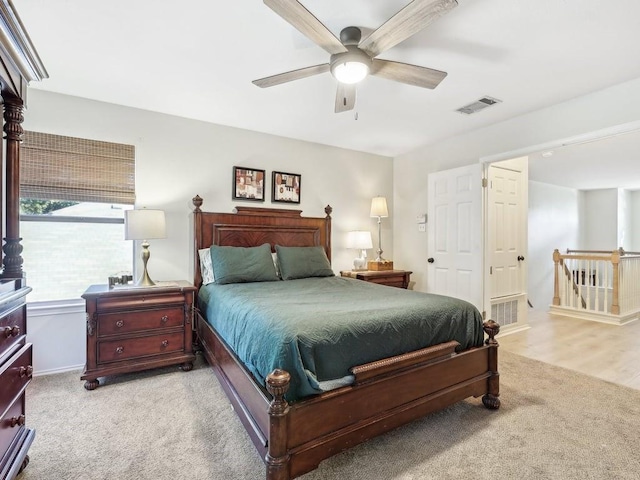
[191,195,332,288]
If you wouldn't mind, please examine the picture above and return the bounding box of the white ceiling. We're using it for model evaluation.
[13,0,640,166]
[528,128,640,191]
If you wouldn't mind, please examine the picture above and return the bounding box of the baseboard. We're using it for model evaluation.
[549,306,640,326]
[496,323,530,337]
[34,364,83,377]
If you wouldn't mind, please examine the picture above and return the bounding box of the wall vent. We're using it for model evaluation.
[491,299,518,326]
[456,96,502,115]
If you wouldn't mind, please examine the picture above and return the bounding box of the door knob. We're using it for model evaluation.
[517,255,525,261]
[427,258,435,263]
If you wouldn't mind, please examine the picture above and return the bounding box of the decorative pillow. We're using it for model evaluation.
[210,243,279,285]
[198,248,215,285]
[275,245,334,280]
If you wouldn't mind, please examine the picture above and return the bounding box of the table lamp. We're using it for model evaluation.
[369,196,393,271]
[125,208,166,286]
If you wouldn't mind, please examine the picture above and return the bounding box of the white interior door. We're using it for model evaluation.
[484,156,529,332]
[488,163,526,298]
[427,164,483,310]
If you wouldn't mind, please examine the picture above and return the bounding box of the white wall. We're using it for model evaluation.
[23,89,393,374]
[394,77,640,293]
[618,189,632,251]
[528,181,582,309]
[582,189,619,251]
[631,191,640,251]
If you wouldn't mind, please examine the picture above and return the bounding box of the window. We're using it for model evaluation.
[20,131,135,303]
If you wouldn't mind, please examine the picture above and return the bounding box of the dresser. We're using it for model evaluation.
[340,270,412,289]
[0,280,34,480]
[81,281,196,390]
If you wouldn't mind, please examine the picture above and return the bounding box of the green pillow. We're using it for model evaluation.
[275,245,334,280]
[210,243,279,285]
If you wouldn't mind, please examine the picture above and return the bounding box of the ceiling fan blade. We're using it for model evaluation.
[335,83,356,113]
[359,0,458,57]
[264,0,348,55]
[370,59,447,89]
[253,64,330,88]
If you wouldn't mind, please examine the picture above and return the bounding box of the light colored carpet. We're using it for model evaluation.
[21,350,640,480]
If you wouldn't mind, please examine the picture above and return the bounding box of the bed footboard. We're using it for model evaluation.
[260,319,500,480]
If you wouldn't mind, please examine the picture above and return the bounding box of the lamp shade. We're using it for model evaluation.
[370,196,389,218]
[124,209,166,240]
[346,231,373,250]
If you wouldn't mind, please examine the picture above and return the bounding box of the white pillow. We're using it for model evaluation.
[198,248,215,285]
[272,252,280,278]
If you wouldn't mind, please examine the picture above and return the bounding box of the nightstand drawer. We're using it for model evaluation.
[97,292,187,312]
[0,344,32,415]
[368,277,406,288]
[0,306,26,359]
[97,307,184,336]
[98,332,184,363]
[0,391,26,462]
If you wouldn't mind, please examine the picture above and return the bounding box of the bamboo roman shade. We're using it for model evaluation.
[20,131,135,204]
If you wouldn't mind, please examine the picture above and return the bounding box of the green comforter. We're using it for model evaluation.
[198,276,484,402]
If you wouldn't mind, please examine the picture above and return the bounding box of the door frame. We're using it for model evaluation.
[477,121,640,332]
[482,157,529,334]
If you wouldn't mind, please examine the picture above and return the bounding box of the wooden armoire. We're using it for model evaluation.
[0,2,47,478]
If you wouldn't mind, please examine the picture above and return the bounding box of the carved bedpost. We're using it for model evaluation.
[1,96,25,279]
[266,369,291,480]
[324,205,332,262]
[482,320,500,410]
[192,195,203,288]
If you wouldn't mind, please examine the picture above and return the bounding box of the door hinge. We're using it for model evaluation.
[482,178,488,188]
[482,310,486,320]
[490,266,493,274]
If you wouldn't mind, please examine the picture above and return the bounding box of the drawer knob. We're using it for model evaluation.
[19,365,33,379]
[115,346,124,354]
[115,320,124,328]
[3,325,20,337]
[10,415,25,427]
[161,315,168,323]
[161,340,169,348]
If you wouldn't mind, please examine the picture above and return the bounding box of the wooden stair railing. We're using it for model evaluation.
[561,261,586,309]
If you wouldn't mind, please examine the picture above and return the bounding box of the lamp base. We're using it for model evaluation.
[135,269,156,287]
[368,260,394,271]
[353,256,367,271]
[135,241,156,286]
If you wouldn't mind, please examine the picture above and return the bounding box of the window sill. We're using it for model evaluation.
[27,299,85,317]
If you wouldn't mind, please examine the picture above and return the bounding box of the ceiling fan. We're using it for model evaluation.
[253,0,458,113]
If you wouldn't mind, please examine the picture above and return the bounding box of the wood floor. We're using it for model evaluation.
[498,309,640,390]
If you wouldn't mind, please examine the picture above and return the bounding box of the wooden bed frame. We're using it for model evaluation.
[191,196,500,480]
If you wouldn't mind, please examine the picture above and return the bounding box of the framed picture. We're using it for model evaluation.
[233,166,265,202]
[272,171,301,204]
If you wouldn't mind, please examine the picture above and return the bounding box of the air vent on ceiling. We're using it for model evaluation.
[456,96,502,115]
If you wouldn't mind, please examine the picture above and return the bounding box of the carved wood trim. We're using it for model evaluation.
[86,312,97,336]
[235,206,302,217]
[1,95,24,278]
[350,340,459,384]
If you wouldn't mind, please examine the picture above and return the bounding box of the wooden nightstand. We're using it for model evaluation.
[81,281,196,390]
[340,270,412,289]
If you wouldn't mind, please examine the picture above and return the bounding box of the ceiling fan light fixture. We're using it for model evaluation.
[330,46,372,84]
[333,61,369,84]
